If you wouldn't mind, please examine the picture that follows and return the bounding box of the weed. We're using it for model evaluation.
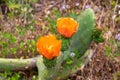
[45,9,62,34]
[45,16,57,34]
[25,20,35,32]
[0,71,20,80]
[10,48,17,54]
[67,11,79,20]
[1,48,10,58]
[52,8,61,19]
[92,29,104,43]
[43,57,57,68]
[105,46,113,57]
[14,25,26,36]
[27,39,36,53]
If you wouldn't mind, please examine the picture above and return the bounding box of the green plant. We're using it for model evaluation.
[105,46,113,57]
[0,71,20,80]
[45,9,62,34]
[113,71,120,80]
[67,11,79,20]
[52,8,61,19]
[25,20,35,31]
[10,48,17,54]
[27,39,36,53]
[45,16,57,34]
[14,25,26,36]
[92,29,104,43]
[4,0,37,22]
[0,32,18,57]
[1,32,17,44]
[60,37,71,51]
[104,38,120,59]
[1,48,10,58]
[0,8,95,80]
[43,58,56,68]
[110,0,116,8]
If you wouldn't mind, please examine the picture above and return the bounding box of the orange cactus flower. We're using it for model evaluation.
[36,34,62,60]
[57,17,79,38]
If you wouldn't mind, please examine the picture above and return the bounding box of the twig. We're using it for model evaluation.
[0,7,3,23]
[113,0,118,28]
[45,0,62,11]
[82,0,89,10]
[34,0,62,13]
[44,0,63,17]
[98,8,104,27]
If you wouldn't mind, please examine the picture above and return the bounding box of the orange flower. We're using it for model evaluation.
[36,34,62,60]
[57,17,79,38]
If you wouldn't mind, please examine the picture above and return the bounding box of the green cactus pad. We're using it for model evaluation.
[69,8,95,54]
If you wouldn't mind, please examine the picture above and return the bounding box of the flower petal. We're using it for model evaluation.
[36,34,61,59]
[57,17,79,38]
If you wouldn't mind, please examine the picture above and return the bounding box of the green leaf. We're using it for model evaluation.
[10,36,17,43]
[29,0,38,3]
[8,3,21,9]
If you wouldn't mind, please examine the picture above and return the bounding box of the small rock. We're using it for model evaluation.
[76,76,82,80]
